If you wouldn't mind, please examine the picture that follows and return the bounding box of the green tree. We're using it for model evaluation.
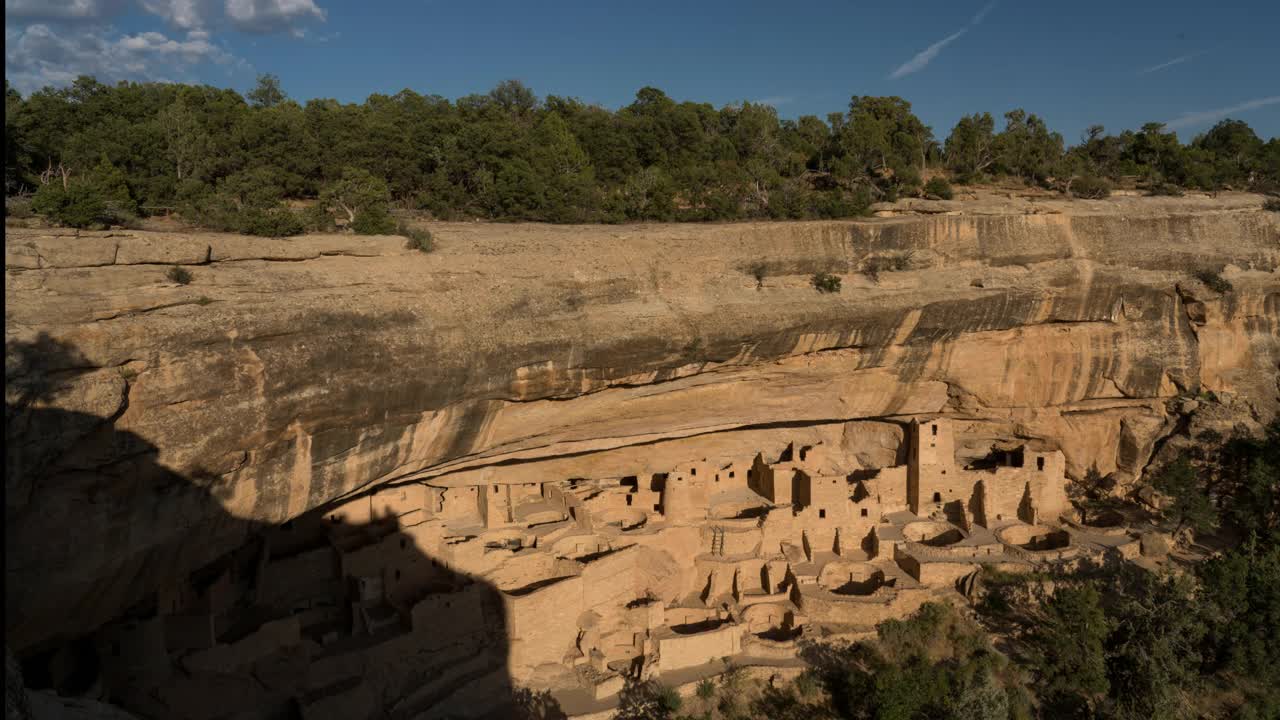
[944,112,996,179]
[1104,570,1206,720]
[835,96,933,196]
[319,166,393,228]
[993,109,1064,183]
[246,73,287,109]
[31,179,108,228]
[1193,119,1264,189]
[1030,584,1111,714]
[1153,454,1218,536]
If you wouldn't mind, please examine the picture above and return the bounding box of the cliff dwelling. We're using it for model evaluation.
[6,192,1277,719]
[39,417,1154,718]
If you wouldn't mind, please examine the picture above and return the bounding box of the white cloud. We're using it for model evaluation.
[5,22,243,92]
[1163,95,1280,131]
[969,1,997,25]
[137,0,218,30]
[5,0,326,92]
[888,1,996,80]
[889,29,968,80]
[1137,52,1201,75]
[224,0,325,34]
[3,0,124,21]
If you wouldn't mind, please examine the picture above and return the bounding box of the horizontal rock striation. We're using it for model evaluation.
[5,194,1279,651]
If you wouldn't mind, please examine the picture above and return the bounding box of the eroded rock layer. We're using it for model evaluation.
[5,195,1279,654]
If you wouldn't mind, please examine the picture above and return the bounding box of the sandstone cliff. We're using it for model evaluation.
[5,193,1278,652]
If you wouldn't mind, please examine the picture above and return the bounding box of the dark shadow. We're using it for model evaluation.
[5,334,563,720]
[965,445,1024,471]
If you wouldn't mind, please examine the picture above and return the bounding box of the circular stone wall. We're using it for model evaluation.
[902,520,965,547]
[997,524,1071,551]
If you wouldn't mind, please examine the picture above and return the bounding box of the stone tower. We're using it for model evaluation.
[907,417,960,515]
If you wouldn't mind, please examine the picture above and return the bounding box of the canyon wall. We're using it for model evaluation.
[6,194,1279,652]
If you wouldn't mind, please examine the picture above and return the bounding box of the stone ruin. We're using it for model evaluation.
[70,417,1150,718]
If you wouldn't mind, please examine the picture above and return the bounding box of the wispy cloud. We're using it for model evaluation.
[1163,95,1280,131]
[889,1,996,80]
[1137,52,1202,76]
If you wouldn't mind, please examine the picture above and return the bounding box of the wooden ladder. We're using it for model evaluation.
[711,526,725,556]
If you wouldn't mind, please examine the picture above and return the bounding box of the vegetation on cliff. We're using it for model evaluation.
[5,75,1279,232]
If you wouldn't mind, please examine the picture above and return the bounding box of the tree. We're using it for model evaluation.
[1068,465,1120,525]
[158,93,209,182]
[488,79,538,116]
[319,166,393,233]
[1104,570,1206,720]
[835,96,932,196]
[246,73,287,109]
[1193,119,1264,188]
[993,109,1064,183]
[86,154,136,218]
[944,112,996,179]
[31,180,108,228]
[1153,454,1218,536]
[1030,584,1111,713]
[612,677,681,720]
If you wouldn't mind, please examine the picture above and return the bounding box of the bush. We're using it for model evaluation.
[812,272,842,293]
[399,221,434,252]
[1264,198,1280,212]
[301,203,336,232]
[180,193,303,236]
[924,176,954,200]
[239,205,304,237]
[350,206,397,235]
[746,261,768,288]
[166,266,193,285]
[31,182,110,229]
[861,250,915,281]
[1194,268,1233,293]
[1071,175,1112,199]
[6,196,34,218]
[1149,182,1186,197]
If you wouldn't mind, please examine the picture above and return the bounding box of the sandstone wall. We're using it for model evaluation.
[6,197,1279,650]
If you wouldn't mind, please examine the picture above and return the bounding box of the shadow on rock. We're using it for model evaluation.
[6,334,561,720]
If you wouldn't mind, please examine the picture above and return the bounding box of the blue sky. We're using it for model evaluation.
[6,0,1279,142]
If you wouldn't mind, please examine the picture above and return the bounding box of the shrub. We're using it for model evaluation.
[747,261,768,288]
[1264,198,1280,212]
[1071,175,1112,199]
[812,272,842,293]
[1194,268,1232,293]
[399,221,434,252]
[6,196,34,219]
[1149,182,1186,197]
[924,176,954,200]
[861,250,915,281]
[301,203,336,231]
[31,182,110,229]
[180,191,304,237]
[350,206,397,235]
[166,266,193,285]
[320,167,393,230]
[238,205,304,237]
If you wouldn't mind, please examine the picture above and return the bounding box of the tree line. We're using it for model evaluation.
[5,74,1280,233]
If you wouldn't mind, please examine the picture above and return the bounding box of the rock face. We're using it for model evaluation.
[5,194,1279,653]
